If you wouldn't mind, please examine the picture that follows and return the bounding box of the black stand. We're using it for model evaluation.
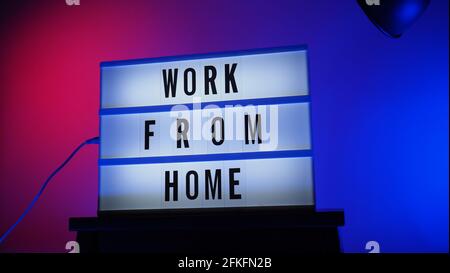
[69,207,344,253]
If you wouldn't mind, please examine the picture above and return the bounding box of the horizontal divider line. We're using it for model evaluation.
[99,149,312,166]
[100,95,310,115]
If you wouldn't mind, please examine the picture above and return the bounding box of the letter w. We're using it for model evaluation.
[162,69,178,98]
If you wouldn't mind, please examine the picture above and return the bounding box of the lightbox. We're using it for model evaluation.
[99,45,315,212]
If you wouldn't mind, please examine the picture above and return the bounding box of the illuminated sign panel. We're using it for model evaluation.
[99,46,314,211]
[101,50,308,108]
[100,157,313,211]
[100,103,311,159]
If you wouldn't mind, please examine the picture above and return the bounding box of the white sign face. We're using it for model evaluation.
[100,157,314,211]
[101,102,311,159]
[99,46,315,212]
[101,50,309,108]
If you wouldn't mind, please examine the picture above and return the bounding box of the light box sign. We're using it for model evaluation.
[99,46,315,211]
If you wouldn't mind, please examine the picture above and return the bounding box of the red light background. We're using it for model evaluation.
[1,0,324,252]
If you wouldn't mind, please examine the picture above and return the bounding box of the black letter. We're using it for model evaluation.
[177,118,190,148]
[186,170,199,200]
[205,169,222,200]
[184,68,196,96]
[144,120,155,150]
[225,63,238,93]
[165,170,178,201]
[211,117,225,146]
[204,66,217,95]
[162,69,178,98]
[229,168,241,200]
[245,114,262,144]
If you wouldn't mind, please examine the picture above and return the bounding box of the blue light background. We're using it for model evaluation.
[299,1,449,252]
